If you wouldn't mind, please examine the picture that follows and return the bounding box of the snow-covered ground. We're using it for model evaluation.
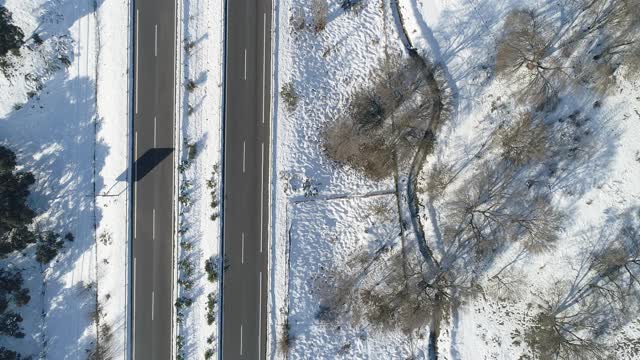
[0,0,130,358]
[270,0,640,359]
[403,0,640,358]
[174,0,224,358]
[269,1,406,358]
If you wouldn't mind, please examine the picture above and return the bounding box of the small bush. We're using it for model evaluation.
[175,296,193,310]
[205,258,218,282]
[35,232,63,264]
[280,82,298,110]
[99,231,112,245]
[178,258,194,277]
[184,40,195,54]
[32,33,43,45]
[278,318,295,354]
[0,7,25,56]
[186,79,197,92]
[180,240,193,251]
[14,288,30,306]
[204,349,214,359]
[177,278,194,291]
[206,293,217,325]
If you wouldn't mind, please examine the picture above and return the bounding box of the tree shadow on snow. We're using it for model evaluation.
[0,0,111,356]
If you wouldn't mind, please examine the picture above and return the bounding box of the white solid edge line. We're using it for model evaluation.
[154,24,158,57]
[242,140,246,173]
[244,48,247,80]
[135,9,139,114]
[152,208,156,240]
[259,272,262,360]
[154,116,157,147]
[134,132,138,239]
[240,324,243,355]
[262,13,266,124]
[241,232,245,264]
[151,291,155,321]
[132,257,137,359]
[260,142,264,253]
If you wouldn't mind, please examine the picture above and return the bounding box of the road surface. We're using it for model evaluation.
[221,0,272,359]
[131,0,177,358]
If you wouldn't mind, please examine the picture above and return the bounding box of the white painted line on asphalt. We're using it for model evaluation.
[242,140,246,173]
[262,13,266,124]
[244,48,247,80]
[134,132,138,239]
[152,208,156,240]
[260,142,264,253]
[241,232,245,264]
[154,24,158,57]
[240,324,243,355]
[151,291,155,321]
[135,9,139,114]
[154,116,157,147]
[133,257,137,359]
[259,272,262,360]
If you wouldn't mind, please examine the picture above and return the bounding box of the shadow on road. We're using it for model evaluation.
[119,148,173,182]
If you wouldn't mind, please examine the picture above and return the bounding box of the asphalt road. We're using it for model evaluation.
[221,0,272,359]
[131,0,176,358]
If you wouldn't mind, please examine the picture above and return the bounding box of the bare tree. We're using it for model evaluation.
[323,116,396,180]
[525,296,610,360]
[495,9,565,105]
[495,9,550,76]
[311,0,329,33]
[525,208,640,359]
[622,44,640,78]
[444,161,563,260]
[496,1,640,101]
[497,113,549,166]
[422,161,455,199]
[323,56,438,180]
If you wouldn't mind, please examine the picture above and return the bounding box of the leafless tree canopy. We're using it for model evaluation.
[323,57,442,180]
[497,113,549,166]
[495,0,640,103]
[496,9,550,76]
[316,2,638,357]
[311,0,329,33]
[422,162,455,199]
[444,162,563,259]
[525,208,640,359]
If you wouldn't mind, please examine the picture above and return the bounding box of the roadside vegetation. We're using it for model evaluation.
[1,145,68,357]
[176,137,220,359]
[314,0,640,358]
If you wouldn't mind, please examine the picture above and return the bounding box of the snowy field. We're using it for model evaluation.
[174,0,224,358]
[270,0,640,359]
[0,0,130,358]
[270,0,412,358]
